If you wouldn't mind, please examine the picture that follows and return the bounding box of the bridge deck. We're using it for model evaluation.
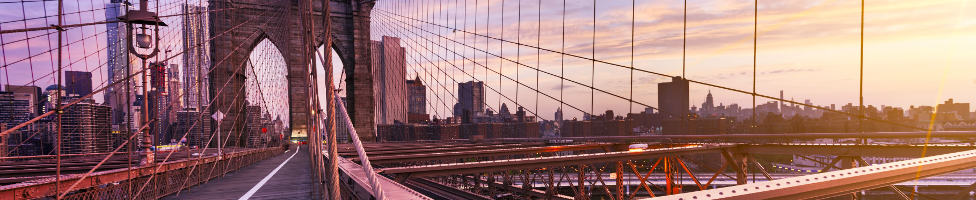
[163,145,315,200]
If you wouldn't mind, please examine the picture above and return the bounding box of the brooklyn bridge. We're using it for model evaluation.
[0,0,975,199]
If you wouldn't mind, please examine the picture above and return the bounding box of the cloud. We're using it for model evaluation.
[550,84,574,90]
[762,68,819,75]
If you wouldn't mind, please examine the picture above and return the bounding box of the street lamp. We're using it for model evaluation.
[119,0,167,165]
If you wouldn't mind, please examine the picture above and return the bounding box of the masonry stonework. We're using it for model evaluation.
[208,0,376,145]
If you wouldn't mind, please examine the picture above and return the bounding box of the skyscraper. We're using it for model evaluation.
[65,71,93,97]
[59,98,113,154]
[105,1,130,125]
[658,76,689,119]
[5,85,42,116]
[167,64,183,124]
[370,36,408,125]
[149,62,170,145]
[406,76,426,115]
[182,4,210,110]
[0,92,35,156]
[175,108,210,148]
[454,81,485,118]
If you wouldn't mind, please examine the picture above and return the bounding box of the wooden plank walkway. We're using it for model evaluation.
[163,145,316,200]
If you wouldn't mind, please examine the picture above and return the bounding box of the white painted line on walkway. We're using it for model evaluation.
[239,146,301,200]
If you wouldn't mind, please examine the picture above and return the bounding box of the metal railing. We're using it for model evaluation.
[333,94,386,199]
[0,147,284,200]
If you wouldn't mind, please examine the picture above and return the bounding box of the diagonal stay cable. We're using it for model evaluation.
[376,8,926,131]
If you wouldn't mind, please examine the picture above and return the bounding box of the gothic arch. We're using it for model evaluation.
[208,0,375,146]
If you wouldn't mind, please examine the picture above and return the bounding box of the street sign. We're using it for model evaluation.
[211,110,225,122]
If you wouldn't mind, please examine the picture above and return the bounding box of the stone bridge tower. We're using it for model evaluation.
[208,0,376,146]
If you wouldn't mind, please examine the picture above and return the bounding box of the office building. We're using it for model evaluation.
[182,4,210,110]
[5,85,42,116]
[0,124,6,157]
[60,98,113,154]
[175,108,212,148]
[149,62,171,145]
[0,92,37,156]
[406,76,426,115]
[370,36,408,125]
[65,71,93,97]
[658,76,689,119]
[105,1,132,125]
[453,81,485,118]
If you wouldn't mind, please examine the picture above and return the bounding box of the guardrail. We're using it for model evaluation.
[0,147,284,200]
[654,149,976,200]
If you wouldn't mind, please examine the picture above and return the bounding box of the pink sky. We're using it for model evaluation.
[366,0,976,119]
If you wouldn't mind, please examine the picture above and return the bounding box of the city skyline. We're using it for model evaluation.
[0,1,973,121]
[383,0,976,120]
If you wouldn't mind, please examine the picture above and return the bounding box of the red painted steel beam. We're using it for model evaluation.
[379,144,731,178]
[356,143,618,164]
[740,143,976,157]
[491,131,976,142]
[654,149,976,200]
[341,143,546,157]
[338,142,508,153]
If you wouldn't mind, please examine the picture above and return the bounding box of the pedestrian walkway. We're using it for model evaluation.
[163,145,315,200]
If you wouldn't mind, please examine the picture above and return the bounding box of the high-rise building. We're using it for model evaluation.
[65,71,93,97]
[149,62,170,145]
[0,92,36,156]
[406,76,426,115]
[454,81,486,118]
[105,1,130,125]
[5,85,42,116]
[182,4,210,110]
[371,36,408,125]
[180,4,212,147]
[168,64,183,109]
[43,85,65,114]
[167,64,183,125]
[658,76,689,119]
[60,98,113,154]
[175,108,211,148]
[246,105,264,147]
[0,123,6,157]
[336,97,352,142]
[554,108,563,122]
[273,116,285,143]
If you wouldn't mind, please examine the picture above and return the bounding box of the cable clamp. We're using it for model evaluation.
[50,25,65,31]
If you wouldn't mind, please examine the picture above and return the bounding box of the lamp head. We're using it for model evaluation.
[136,33,152,48]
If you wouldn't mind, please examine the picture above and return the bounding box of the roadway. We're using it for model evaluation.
[163,145,315,200]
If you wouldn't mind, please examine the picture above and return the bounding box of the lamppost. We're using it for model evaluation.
[119,0,166,165]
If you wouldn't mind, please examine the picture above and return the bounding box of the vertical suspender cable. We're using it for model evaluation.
[536,0,541,117]
[630,0,635,114]
[486,0,491,105]
[591,0,596,117]
[508,0,513,110]
[561,0,565,118]
[752,0,758,132]
[55,0,64,198]
[322,0,341,198]
[859,0,865,139]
